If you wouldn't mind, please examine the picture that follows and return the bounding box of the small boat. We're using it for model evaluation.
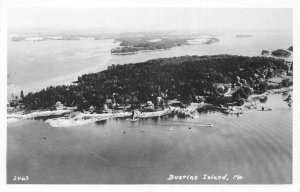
[195,123,214,127]
[127,118,138,122]
[258,107,272,111]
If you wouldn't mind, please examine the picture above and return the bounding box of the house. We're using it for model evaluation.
[157,96,164,106]
[105,99,113,108]
[112,103,118,109]
[253,73,259,79]
[240,79,247,84]
[146,101,154,107]
[117,105,131,111]
[195,96,205,103]
[216,85,225,93]
[103,104,108,110]
[280,70,287,75]
[55,101,64,110]
[157,96,162,103]
[106,99,112,104]
[167,100,183,107]
[89,105,95,112]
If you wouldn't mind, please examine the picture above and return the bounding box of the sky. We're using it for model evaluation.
[8,8,292,33]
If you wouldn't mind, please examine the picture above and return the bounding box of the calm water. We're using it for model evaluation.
[7,32,292,96]
[7,94,292,184]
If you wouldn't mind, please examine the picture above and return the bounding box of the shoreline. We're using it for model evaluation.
[111,47,173,55]
[111,51,139,55]
[7,87,292,127]
[222,87,293,115]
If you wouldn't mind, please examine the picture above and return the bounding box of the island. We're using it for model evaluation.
[288,46,293,52]
[111,35,219,54]
[235,34,253,38]
[111,37,190,54]
[205,37,220,44]
[271,49,291,57]
[7,54,293,127]
[10,31,120,42]
[261,50,270,55]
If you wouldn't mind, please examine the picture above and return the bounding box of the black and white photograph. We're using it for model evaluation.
[1,0,300,191]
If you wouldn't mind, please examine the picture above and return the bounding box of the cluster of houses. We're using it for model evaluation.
[59,91,207,113]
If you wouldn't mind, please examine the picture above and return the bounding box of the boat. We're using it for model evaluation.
[194,123,214,127]
[205,123,214,127]
[127,118,138,122]
[127,110,138,121]
[258,106,272,111]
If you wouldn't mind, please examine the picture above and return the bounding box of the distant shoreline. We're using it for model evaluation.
[111,51,139,55]
[111,48,172,55]
[235,34,253,38]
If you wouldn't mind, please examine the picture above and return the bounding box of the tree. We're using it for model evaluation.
[282,79,290,87]
[258,82,268,93]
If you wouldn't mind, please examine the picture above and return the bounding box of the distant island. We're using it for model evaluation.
[111,36,219,54]
[261,47,293,58]
[236,34,253,38]
[10,31,117,42]
[11,35,98,42]
[111,37,190,54]
[204,37,220,44]
[261,50,270,55]
[271,49,291,57]
[10,31,220,56]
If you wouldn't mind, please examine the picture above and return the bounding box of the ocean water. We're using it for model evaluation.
[7,93,292,184]
[7,32,292,96]
[7,39,117,96]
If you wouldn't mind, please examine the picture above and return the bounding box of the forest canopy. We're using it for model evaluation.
[21,55,288,110]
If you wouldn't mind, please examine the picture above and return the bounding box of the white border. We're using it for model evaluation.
[1,0,299,192]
